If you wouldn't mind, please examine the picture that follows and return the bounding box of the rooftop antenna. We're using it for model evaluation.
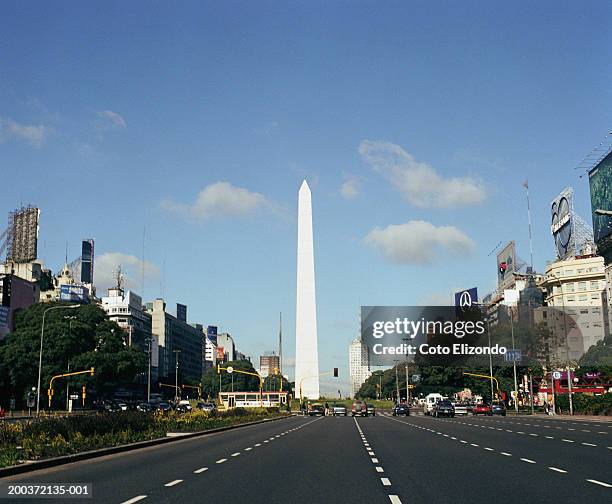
[522,180,534,273]
[278,312,283,376]
[141,225,146,298]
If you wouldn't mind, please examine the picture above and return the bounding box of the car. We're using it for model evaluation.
[392,403,410,416]
[351,400,367,417]
[452,402,469,415]
[308,403,325,416]
[176,400,193,413]
[332,404,347,416]
[423,393,444,415]
[491,401,506,416]
[472,403,492,416]
[115,401,128,411]
[156,401,173,413]
[101,400,122,413]
[432,399,455,417]
[136,402,155,412]
[366,404,376,416]
[196,402,216,412]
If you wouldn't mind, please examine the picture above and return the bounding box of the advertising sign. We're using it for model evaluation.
[550,188,574,260]
[216,346,225,360]
[589,150,612,250]
[59,284,89,303]
[207,325,218,345]
[497,241,516,290]
[0,306,9,328]
[504,348,522,362]
[454,288,478,309]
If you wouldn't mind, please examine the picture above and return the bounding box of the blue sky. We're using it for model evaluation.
[1,2,610,394]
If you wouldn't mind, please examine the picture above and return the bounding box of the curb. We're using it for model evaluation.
[0,414,294,478]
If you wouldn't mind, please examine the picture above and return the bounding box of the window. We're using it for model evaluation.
[578,282,586,291]
[566,296,575,302]
[590,281,599,290]
[565,283,574,292]
[578,294,587,302]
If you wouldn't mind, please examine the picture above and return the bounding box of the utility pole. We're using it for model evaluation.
[523,180,534,272]
[402,337,410,404]
[394,360,400,403]
[510,309,519,414]
[173,350,181,404]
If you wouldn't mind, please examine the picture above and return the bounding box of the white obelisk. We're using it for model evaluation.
[295,180,320,399]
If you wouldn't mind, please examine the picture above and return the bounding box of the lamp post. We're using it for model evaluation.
[555,278,573,415]
[509,308,519,415]
[37,304,80,415]
[64,316,77,411]
[173,350,181,404]
[146,336,153,402]
[394,360,400,403]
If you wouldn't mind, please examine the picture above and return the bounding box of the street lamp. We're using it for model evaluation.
[37,304,80,415]
[173,350,181,404]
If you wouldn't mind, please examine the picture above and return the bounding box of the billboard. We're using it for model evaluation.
[454,288,478,309]
[550,188,573,259]
[80,239,94,284]
[176,303,187,322]
[207,325,218,345]
[7,206,39,263]
[589,151,612,251]
[59,284,89,303]
[216,346,225,360]
[497,241,516,290]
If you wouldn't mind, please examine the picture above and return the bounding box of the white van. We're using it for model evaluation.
[424,393,444,415]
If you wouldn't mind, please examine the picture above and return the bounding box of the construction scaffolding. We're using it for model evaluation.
[6,206,40,263]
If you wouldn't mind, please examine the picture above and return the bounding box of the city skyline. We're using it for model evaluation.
[1,2,610,394]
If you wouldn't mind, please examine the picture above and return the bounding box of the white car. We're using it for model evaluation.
[423,393,444,415]
[452,403,468,415]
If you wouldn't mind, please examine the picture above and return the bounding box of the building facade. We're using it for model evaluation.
[537,254,609,362]
[0,274,38,339]
[349,338,371,398]
[259,352,280,378]
[148,299,204,382]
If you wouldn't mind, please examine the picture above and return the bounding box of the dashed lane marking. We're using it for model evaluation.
[548,467,567,473]
[164,480,183,487]
[586,479,612,488]
[381,478,391,486]
[193,467,208,474]
[121,497,147,504]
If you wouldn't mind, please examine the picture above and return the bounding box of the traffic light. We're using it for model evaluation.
[333,368,338,377]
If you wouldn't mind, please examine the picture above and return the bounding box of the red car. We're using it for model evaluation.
[472,403,492,416]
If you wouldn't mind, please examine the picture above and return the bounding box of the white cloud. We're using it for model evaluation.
[0,117,49,148]
[96,110,126,130]
[161,181,271,220]
[95,252,159,294]
[364,220,475,264]
[359,140,486,208]
[339,173,361,200]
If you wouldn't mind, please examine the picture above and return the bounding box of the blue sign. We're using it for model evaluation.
[0,306,9,328]
[59,285,89,303]
[207,325,218,345]
[504,349,522,362]
[454,288,478,309]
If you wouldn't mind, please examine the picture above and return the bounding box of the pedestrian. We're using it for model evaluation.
[324,401,329,416]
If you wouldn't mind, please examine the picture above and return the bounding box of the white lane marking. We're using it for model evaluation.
[484,447,494,451]
[548,467,567,473]
[529,434,538,437]
[506,430,513,433]
[216,458,227,464]
[244,447,253,451]
[517,431,525,435]
[562,439,574,443]
[255,443,261,447]
[581,442,597,447]
[598,432,608,435]
[451,436,457,440]
[121,497,147,504]
[501,452,512,456]
[470,443,479,447]
[194,467,208,474]
[520,458,536,464]
[587,479,612,488]
[581,430,591,433]
[545,436,554,439]
[381,478,391,486]
[460,440,467,443]
[263,440,269,443]
[372,458,379,463]
[376,466,384,472]
[164,480,183,487]
[231,452,241,457]
[389,495,402,504]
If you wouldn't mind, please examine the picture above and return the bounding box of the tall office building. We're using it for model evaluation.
[294,180,320,399]
[349,338,371,398]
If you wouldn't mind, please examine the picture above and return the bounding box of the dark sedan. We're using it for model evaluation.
[433,399,455,418]
[491,401,507,416]
[392,403,410,416]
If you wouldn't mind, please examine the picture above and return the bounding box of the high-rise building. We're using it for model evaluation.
[148,298,203,382]
[259,352,280,378]
[216,332,236,362]
[349,338,371,398]
[295,180,320,399]
[0,274,38,339]
[536,254,609,361]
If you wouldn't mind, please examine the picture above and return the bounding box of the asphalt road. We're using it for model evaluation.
[2,413,610,503]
